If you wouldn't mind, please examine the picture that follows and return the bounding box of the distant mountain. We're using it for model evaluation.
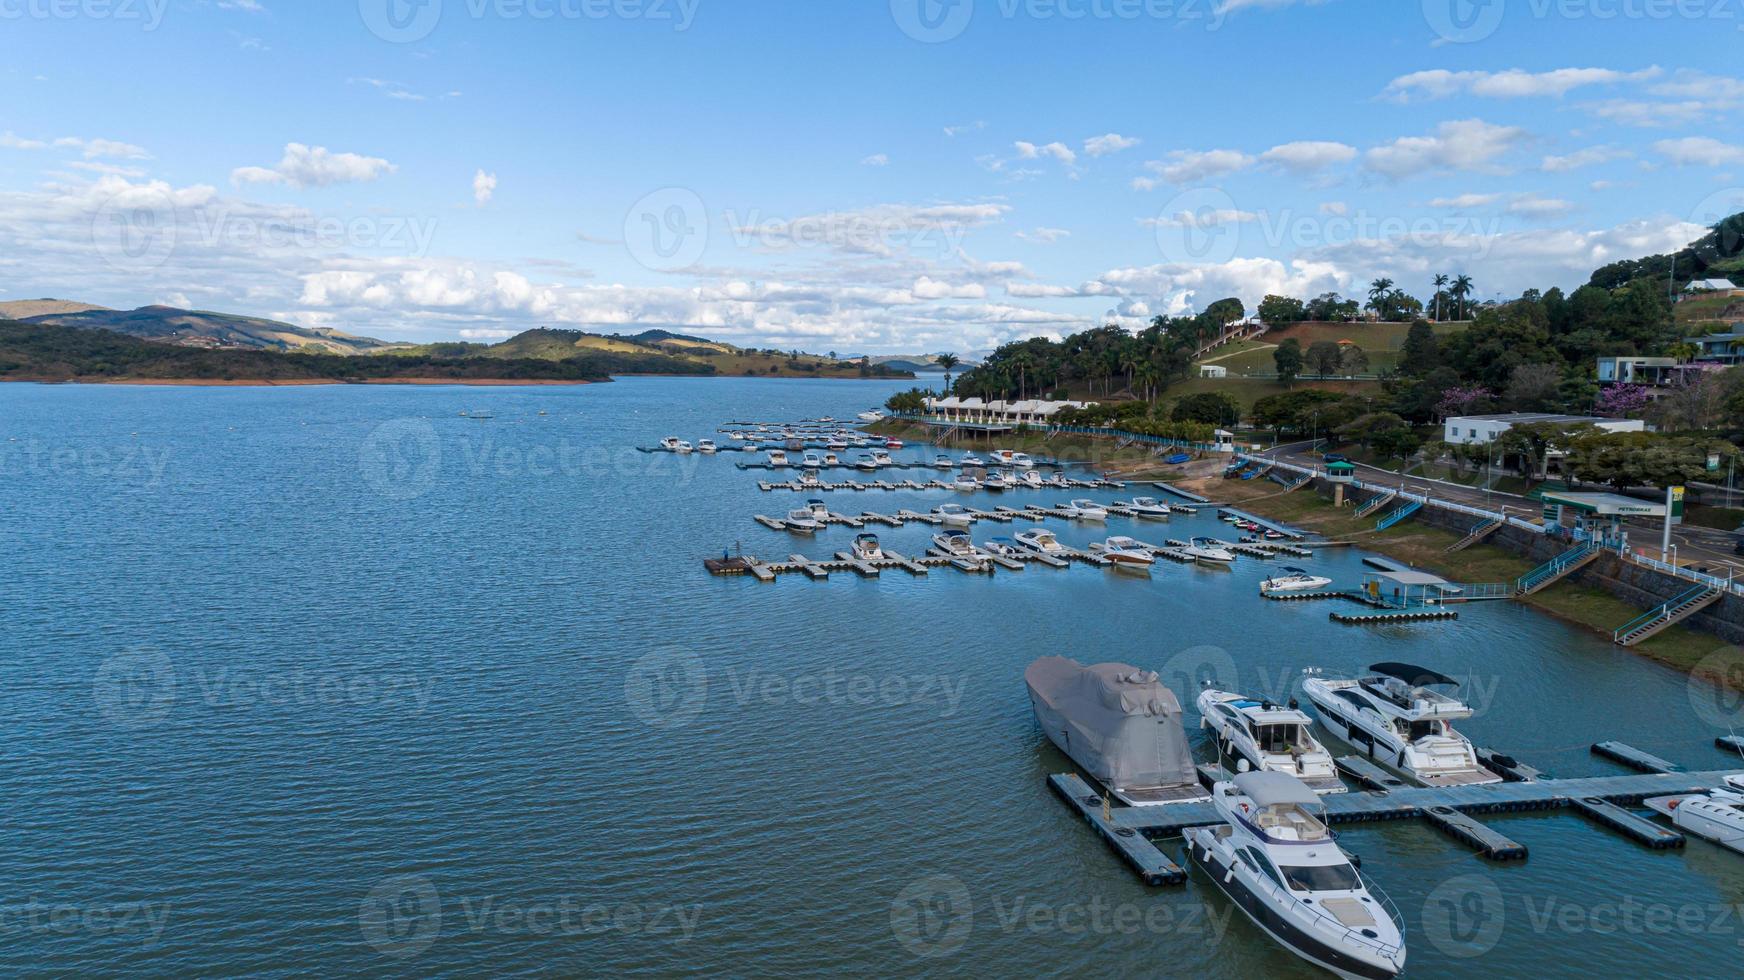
[0,298,110,320]
[391,327,915,379]
[22,304,401,355]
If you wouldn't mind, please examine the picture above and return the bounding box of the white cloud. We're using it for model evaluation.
[943,121,986,138]
[1083,133,1141,157]
[1141,149,1254,185]
[1383,66,1660,102]
[1429,193,1502,209]
[1015,227,1071,243]
[1541,145,1628,172]
[1319,201,1348,216]
[1647,70,1744,102]
[472,169,497,206]
[1259,140,1357,174]
[1015,141,1077,166]
[1508,194,1576,218]
[912,276,987,300]
[1364,119,1528,179]
[1582,99,1714,127]
[1142,208,1260,229]
[460,328,516,339]
[860,153,889,167]
[1655,137,1744,167]
[0,132,48,150]
[232,143,397,189]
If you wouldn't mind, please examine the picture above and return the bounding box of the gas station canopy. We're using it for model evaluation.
[1539,491,1667,518]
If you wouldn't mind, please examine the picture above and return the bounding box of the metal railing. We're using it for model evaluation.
[1613,582,1719,643]
[1516,542,1599,594]
[1376,500,1422,530]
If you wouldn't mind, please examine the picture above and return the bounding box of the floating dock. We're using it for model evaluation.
[1421,805,1528,861]
[1330,609,1460,625]
[1592,741,1685,774]
[1216,508,1307,540]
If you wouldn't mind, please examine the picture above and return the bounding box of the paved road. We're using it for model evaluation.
[1252,441,1744,577]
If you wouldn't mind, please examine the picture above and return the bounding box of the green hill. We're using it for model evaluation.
[23,304,400,355]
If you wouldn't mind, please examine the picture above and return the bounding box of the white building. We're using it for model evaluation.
[1684,278,1741,297]
[1443,413,1644,446]
[1199,364,1228,378]
[923,396,1096,427]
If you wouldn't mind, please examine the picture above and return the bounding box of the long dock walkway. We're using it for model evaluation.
[1216,508,1307,540]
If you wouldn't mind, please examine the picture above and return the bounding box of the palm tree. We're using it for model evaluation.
[935,353,959,395]
[1432,274,1449,321]
[1367,278,1395,320]
[1451,274,1475,320]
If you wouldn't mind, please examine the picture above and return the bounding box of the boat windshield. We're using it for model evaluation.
[1280,862,1360,893]
[1253,723,1307,754]
[1405,719,1449,740]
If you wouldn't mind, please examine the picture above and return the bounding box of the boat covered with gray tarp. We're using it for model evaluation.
[1025,656,1210,806]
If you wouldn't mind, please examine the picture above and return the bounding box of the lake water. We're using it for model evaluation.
[3,376,1741,976]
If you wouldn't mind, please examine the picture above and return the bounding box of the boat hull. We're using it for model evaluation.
[1304,683,1500,788]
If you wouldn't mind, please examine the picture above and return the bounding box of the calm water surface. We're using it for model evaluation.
[2,377,1741,977]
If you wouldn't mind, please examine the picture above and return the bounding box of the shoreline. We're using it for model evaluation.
[1,377,601,387]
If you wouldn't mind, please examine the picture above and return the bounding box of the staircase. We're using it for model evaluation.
[1283,472,1315,493]
[1446,518,1504,554]
[1354,490,1398,518]
[1375,500,1422,530]
[1613,584,1726,646]
[1514,543,1600,597]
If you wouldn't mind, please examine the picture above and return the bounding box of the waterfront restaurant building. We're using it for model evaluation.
[921,397,1097,428]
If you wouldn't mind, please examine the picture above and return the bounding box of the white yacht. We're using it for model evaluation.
[784,508,822,533]
[1183,537,1236,564]
[1261,567,1335,595]
[857,410,885,422]
[1303,664,1501,788]
[871,449,895,466]
[823,452,841,466]
[934,454,954,469]
[1019,470,1046,489]
[1097,536,1154,566]
[1197,689,1344,794]
[767,449,789,467]
[1046,472,1071,487]
[826,437,848,451]
[659,436,684,451]
[855,453,879,471]
[984,470,1016,492]
[850,532,885,562]
[933,503,973,527]
[931,529,979,558]
[1187,773,1406,980]
[1015,529,1068,556]
[797,469,823,488]
[741,442,762,453]
[982,537,1027,561]
[1068,499,1109,522]
[1127,496,1172,519]
[695,439,718,454]
[1644,775,1744,855]
[805,499,830,519]
[727,431,747,441]
[960,452,985,467]
[802,451,825,468]
[953,472,982,492]
[989,449,1037,468]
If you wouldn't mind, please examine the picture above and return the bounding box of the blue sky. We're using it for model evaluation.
[3,0,1743,352]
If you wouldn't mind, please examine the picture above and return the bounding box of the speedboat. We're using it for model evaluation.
[1303,664,1502,788]
[1644,774,1744,855]
[857,410,885,422]
[934,454,954,469]
[953,472,981,492]
[1046,472,1071,487]
[989,449,1036,469]
[1098,536,1154,566]
[984,470,1016,492]
[1020,471,1046,489]
[1197,689,1345,794]
[767,449,789,467]
[1183,538,1236,564]
[802,451,824,469]
[805,499,829,519]
[850,533,885,561]
[1261,567,1334,595]
[931,529,978,557]
[742,442,761,453]
[823,452,841,466]
[728,431,747,441]
[674,440,693,454]
[884,438,904,449]
[933,503,973,527]
[982,537,1027,560]
[784,508,822,533]
[798,469,823,488]
[1127,496,1172,519]
[871,449,895,466]
[826,437,848,451]
[1069,499,1109,522]
[1187,773,1405,979]
[1015,529,1068,555]
[960,452,984,467]
[696,439,718,454]
[855,453,879,471]
[1026,658,1210,806]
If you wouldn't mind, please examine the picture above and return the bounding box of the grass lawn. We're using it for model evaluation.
[1162,376,1382,412]
[1262,319,1470,353]
[1675,293,1741,327]
[1530,583,1736,674]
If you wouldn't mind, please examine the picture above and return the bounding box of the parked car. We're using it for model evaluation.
[1322,453,1348,464]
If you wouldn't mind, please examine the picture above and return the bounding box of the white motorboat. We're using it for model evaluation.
[659,436,683,451]
[931,529,979,557]
[850,532,885,562]
[1020,470,1046,489]
[855,453,879,471]
[767,449,789,467]
[805,499,830,520]
[1068,499,1109,522]
[802,451,825,469]
[1015,529,1068,555]
[1127,496,1172,519]
[1182,537,1236,564]
[784,508,822,533]
[871,449,895,466]
[1046,472,1071,487]
[1644,774,1744,855]
[982,537,1027,560]
[798,469,823,488]
[823,452,841,466]
[673,440,693,454]
[934,454,954,469]
[826,437,848,450]
[857,410,885,422]
[933,503,973,527]
[1197,690,1345,794]
[1009,452,1035,469]
[741,442,762,453]
[696,439,718,454]
[960,452,985,467]
[1098,536,1154,566]
[1187,773,1406,980]
[1261,567,1335,595]
[1303,664,1502,788]
[883,438,904,449]
[984,470,1016,492]
[953,472,982,492]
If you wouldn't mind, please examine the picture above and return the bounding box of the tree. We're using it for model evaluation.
[935,353,960,394]
[1368,278,1395,314]
[1372,426,1422,462]
[1171,391,1242,426]
[1203,297,1246,328]
[1335,411,1409,452]
[1305,340,1344,378]
[1399,320,1440,376]
[1504,363,1563,412]
[1595,383,1653,418]
[1496,420,1595,479]
[1451,274,1475,320]
[1565,431,1735,491]
[1273,338,1303,387]
[1339,345,1370,375]
[1435,384,1496,420]
[1253,389,1349,437]
[1648,368,1733,432]
[884,388,928,414]
[1257,294,1306,327]
[1432,274,1450,321]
